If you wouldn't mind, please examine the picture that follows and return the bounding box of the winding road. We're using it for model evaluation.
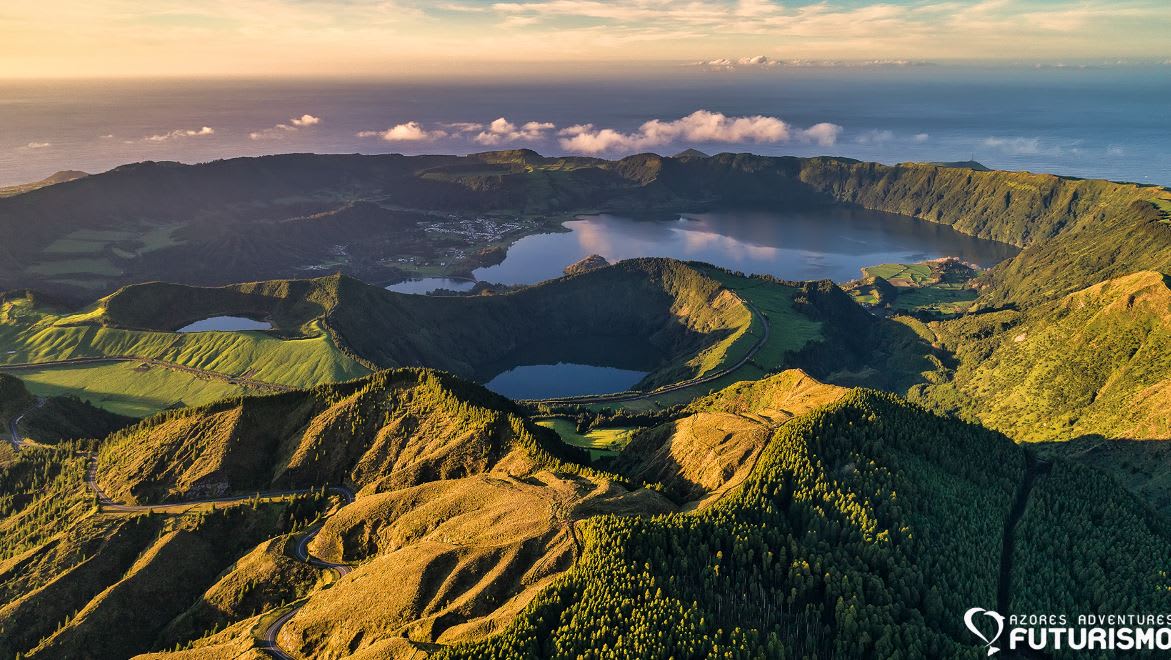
[527,299,770,406]
[5,398,43,450]
[260,485,356,660]
[82,448,357,658]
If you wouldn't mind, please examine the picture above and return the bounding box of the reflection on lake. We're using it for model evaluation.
[385,277,477,295]
[484,363,648,400]
[474,209,1018,285]
[176,316,272,332]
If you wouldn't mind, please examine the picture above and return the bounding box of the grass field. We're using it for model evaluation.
[535,417,637,460]
[701,268,823,371]
[0,299,369,416]
[589,268,823,411]
[28,258,123,277]
[893,287,978,314]
[851,261,980,315]
[17,361,249,417]
[861,263,934,286]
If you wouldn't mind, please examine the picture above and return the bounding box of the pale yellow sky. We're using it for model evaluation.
[1,1,1169,78]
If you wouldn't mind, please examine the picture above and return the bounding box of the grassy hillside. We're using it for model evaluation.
[94,368,591,504]
[917,271,1171,442]
[71,259,768,394]
[0,170,88,198]
[323,259,755,388]
[617,369,848,506]
[0,372,131,443]
[3,150,1167,310]
[442,391,1171,659]
[0,289,370,416]
[6,501,322,660]
[3,363,647,659]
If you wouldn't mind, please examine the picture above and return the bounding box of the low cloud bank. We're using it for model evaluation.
[356,109,843,154]
[250,114,322,140]
[144,126,214,142]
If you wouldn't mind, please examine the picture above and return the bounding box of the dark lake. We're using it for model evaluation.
[484,363,648,400]
[474,209,1018,286]
[385,277,477,295]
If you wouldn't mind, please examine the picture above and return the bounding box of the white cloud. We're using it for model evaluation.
[558,110,842,154]
[473,117,555,145]
[694,55,778,69]
[800,122,843,147]
[23,141,51,149]
[854,129,895,145]
[982,136,1043,155]
[441,121,486,133]
[358,121,448,142]
[144,126,214,142]
[913,132,930,143]
[250,114,322,140]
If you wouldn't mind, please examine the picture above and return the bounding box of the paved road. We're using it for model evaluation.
[81,450,356,658]
[5,399,43,450]
[261,485,356,660]
[527,299,770,406]
[0,355,292,393]
[85,454,321,513]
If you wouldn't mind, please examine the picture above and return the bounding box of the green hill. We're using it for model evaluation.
[441,390,1171,659]
[0,372,131,443]
[3,151,1167,310]
[3,365,673,659]
[917,270,1171,442]
[94,368,583,504]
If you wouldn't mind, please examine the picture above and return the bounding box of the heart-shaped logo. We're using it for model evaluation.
[964,607,1006,656]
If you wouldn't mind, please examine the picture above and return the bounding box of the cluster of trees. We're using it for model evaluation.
[442,391,1031,659]
[0,442,90,559]
[1013,460,1171,621]
[527,405,685,435]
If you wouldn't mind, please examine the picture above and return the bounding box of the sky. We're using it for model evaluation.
[1,1,1170,78]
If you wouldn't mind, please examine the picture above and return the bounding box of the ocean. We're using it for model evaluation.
[1,65,1168,187]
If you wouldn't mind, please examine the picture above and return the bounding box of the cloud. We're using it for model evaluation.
[442,121,486,133]
[1105,145,1125,157]
[690,55,935,71]
[144,126,214,142]
[854,129,895,145]
[473,117,555,145]
[694,55,778,69]
[981,136,1043,155]
[558,110,842,154]
[250,114,322,140]
[22,141,51,149]
[358,121,448,142]
[800,122,843,147]
[913,133,930,143]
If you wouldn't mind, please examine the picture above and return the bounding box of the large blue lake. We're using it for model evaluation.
[473,209,1017,286]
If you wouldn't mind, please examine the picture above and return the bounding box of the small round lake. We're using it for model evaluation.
[474,209,1018,285]
[177,316,272,333]
[386,277,477,295]
[484,363,648,400]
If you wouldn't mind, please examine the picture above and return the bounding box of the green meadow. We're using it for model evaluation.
[535,417,638,460]
[0,298,369,416]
